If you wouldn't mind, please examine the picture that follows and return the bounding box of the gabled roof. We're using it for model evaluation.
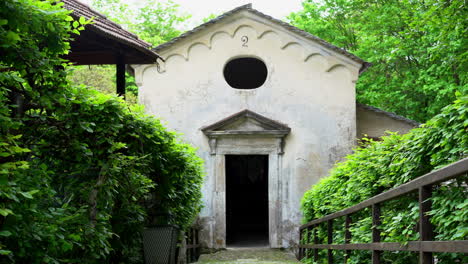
[62,0,161,64]
[201,109,291,136]
[154,4,370,73]
[357,103,420,127]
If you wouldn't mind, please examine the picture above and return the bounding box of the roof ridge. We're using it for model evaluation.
[154,4,252,52]
[153,3,370,73]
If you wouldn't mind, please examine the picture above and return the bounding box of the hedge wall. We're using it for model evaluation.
[0,0,203,263]
[301,94,467,263]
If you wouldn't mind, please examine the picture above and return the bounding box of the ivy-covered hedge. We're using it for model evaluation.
[301,94,467,264]
[0,0,203,263]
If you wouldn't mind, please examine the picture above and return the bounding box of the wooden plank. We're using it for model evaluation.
[300,157,468,229]
[419,186,434,264]
[298,240,468,253]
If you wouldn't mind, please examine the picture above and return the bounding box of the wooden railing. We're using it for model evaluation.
[298,157,468,264]
[185,226,201,263]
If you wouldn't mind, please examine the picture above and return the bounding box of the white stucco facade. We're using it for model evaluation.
[134,6,366,248]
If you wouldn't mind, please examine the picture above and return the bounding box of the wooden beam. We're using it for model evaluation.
[116,54,125,97]
[299,240,468,253]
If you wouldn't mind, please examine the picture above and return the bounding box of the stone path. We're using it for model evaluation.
[196,248,301,264]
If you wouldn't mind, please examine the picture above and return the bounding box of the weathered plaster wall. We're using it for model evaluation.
[134,11,361,248]
[356,106,416,138]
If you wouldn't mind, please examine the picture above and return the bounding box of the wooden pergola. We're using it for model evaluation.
[62,0,161,96]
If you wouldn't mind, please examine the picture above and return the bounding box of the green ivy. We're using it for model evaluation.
[301,94,467,263]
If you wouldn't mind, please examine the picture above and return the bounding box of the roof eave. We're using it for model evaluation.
[357,103,420,127]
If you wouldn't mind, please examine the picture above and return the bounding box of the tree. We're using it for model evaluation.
[289,0,467,122]
[91,0,190,46]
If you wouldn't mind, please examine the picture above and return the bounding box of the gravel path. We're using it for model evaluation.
[196,248,301,264]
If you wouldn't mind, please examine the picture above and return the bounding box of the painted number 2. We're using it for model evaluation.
[241,36,248,47]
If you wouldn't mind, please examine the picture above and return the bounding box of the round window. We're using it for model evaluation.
[223,57,267,89]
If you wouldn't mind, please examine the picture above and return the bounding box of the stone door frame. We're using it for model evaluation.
[210,136,284,248]
[201,110,291,248]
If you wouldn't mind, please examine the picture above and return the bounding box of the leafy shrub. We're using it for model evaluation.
[0,0,203,263]
[301,94,467,263]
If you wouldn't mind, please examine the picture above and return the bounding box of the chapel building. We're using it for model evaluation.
[133,4,417,248]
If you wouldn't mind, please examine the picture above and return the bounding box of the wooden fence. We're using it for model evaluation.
[185,226,201,263]
[298,157,468,264]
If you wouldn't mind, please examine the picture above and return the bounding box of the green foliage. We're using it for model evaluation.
[0,0,203,262]
[289,0,467,122]
[67,65,139,104]
[68,65,115,93]
[202,13,219,23]
[300,95,467,263]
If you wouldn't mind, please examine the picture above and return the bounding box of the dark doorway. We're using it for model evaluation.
[226,155,269,247]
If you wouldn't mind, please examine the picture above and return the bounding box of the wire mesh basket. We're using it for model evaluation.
[142,226,179,264]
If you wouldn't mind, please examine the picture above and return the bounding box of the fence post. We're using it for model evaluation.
[419,186,434,264]
[305,226,314,258]
[372,204,381,264]
[345,215,352,264]
[307,226,312,259]
[313,225,319,262]
[196,228,200,261]
[328,220,333,264]
[299,228,304,260]
[193,227,197,262]
[186,229,191,263]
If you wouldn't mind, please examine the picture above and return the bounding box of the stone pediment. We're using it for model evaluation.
[201,110,291,155]
[201,109,291,137]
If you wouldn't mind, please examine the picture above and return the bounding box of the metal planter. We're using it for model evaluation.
[142,226,179,264]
